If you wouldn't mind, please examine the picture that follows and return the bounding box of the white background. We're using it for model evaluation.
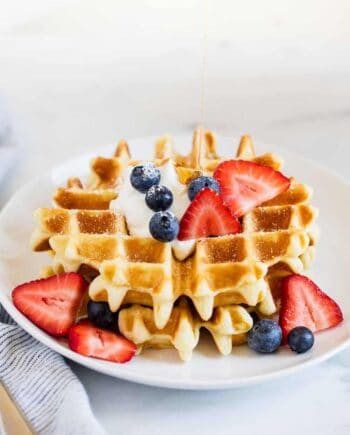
[1,1,350,434]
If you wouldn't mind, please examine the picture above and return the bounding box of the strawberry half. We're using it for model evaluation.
[69,320,136,363]
[178,188,241,241]
[214,160,290,217]
[279,274,343,341]
[12,273,87,337]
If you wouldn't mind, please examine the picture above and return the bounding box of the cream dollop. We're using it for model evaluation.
[111,160,194,259]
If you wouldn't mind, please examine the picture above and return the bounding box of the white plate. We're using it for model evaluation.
[0,135,349,390]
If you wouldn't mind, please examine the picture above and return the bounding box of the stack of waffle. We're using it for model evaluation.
[31,131,318,361]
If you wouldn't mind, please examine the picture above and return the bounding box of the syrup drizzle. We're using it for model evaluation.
[198,0,209,169]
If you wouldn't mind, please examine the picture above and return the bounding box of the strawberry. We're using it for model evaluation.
[214,160,290,217]
[68,320,136,363]
[279,274,343,341]
[12,273,87,337]
[178,188,241,241]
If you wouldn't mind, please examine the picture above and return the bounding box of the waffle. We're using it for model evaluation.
[32,195,315,327]
[31,130,318,342]
[118,298,253,361]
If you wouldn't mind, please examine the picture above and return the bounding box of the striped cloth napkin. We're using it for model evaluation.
[0,100,105,434]
[0,305,105,435]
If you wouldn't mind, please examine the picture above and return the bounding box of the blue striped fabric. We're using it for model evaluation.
[0,305,104,435]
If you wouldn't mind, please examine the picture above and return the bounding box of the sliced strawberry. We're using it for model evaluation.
[279,274,343,341]
[69,320,136,363]
[178,188,241,241]
[214,160,290,217]
[12,273,87,337]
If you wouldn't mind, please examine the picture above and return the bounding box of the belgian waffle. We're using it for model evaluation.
[31,130,318,358]
[118,297,253,361]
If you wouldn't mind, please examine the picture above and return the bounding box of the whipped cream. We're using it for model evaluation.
[111,160,195,259]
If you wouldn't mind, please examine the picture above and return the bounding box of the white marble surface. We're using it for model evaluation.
[1,1,350,434]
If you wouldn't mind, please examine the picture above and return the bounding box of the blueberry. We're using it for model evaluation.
[149,211,179,242]
[130,163,161,193]
[247,319,282,354]
[188,176,220,201]
[288,326,314,354]
[145,185,173,211]
[87,300,117,330]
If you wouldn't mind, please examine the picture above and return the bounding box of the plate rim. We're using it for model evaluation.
[1,289,349,390]
[0,136,349,390]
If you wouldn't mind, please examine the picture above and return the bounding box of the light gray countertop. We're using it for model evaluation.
[1,2,350,433]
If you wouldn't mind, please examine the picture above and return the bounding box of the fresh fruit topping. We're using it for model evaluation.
[188,176,220,201]
[130,163,161,193]
[247,319,282,354]
[287,326,314,354]
[87,300,117,330]
[149,211,179,242]
[12,273,87,337]
[68,319,136,363]
[279,274,343,341]
[145,185,173,211]
[178,188,241,241]
[214,160,290,217]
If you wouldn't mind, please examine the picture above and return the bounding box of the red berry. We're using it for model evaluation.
[12,273,87,336]
[69,320,136,363]
[279,274,343,342]
[214,160,290,217]
[178,188,241,241]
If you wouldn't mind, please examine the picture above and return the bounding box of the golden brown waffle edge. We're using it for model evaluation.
[31,130,319,355]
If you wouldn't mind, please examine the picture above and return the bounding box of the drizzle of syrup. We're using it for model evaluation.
[198,0,209,170]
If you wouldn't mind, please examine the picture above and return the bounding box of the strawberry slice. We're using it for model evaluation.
[12,273,87,337]
[279,274,343,341]
[69,320,136,363]
[178,188,241,241]
[214,160,290,217]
